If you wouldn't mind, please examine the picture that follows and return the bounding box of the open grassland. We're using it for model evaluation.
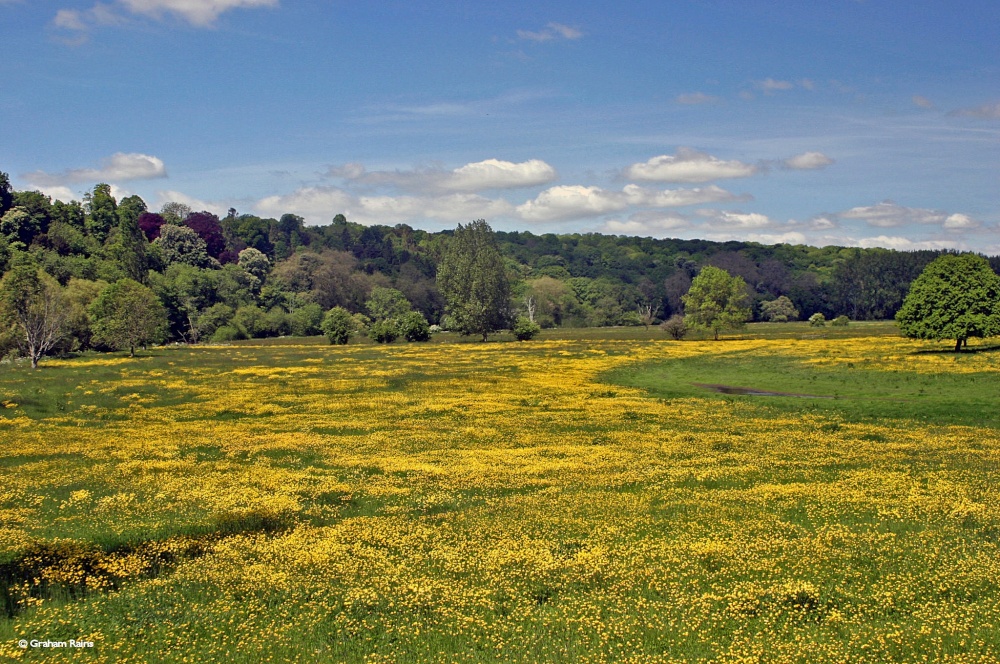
[0,327,998,663]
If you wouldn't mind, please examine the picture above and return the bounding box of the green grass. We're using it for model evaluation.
[604,342,1000,429]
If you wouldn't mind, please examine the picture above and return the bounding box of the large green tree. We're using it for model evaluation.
[89,279,167,356]
[109,195,149,281]
[896,253,1000,352]
[437,220,511,341]
[85,183,118,243]
[0,266,70,368]
[682,266,752,340]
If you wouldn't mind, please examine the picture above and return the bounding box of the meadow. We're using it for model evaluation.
[0,324,998,663]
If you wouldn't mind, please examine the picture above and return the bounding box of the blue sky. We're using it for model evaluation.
[3,1,999,252]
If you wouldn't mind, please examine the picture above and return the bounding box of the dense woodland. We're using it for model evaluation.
[1,175,998,356]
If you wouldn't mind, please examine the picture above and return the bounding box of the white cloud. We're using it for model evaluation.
[156,190,228,216]
[516,185,627,222]
[53,8,88,31]
[912,95,934,109]
[856,235,960,250]
[838,201,981,232]
[755,78,795,92]
[329,158,558,193]
[676,92,718,105]
[741,231,808,245]
[783,152,834,170]
[516,183,744,223]
[119,0,277,26]
[52,0,276,35]
[602,212,690,237]
[809,216,839,230]
[32,185,79,202]
[625,148,758,183]
[517,22,583,42]
[840,201,944,228]
[255,186,512,226]
[703,210,774,229]
[23,153,167,186]
[950,102,1000,119]
[447,159,557,191]
[621,184,745,207]
[943,213,980,230]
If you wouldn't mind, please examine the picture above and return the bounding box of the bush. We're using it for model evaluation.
[513,316,541,341]
[370,318,398,344]
[399,311,431,342]
[831,315,850,327]
[288,302,324,336]
[321,306,355,345]
[210,325,243,342]
[760,295,799,322]
[660,314,688,340]
[809,313,826,327]
[618,311,644,327]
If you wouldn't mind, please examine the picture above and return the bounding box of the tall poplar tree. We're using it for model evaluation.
[437,219,511,341]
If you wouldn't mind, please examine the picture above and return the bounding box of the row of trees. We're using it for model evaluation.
[3,173,999,363]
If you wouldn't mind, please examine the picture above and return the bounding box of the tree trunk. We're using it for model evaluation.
[955,338,963,352]
[130,345,135,357]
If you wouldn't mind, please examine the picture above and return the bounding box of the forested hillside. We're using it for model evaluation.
[1,175,996,354]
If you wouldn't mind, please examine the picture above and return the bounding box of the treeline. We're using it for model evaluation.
[1,174,997,356]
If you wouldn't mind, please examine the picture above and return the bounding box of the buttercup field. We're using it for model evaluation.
[2,326,998,662]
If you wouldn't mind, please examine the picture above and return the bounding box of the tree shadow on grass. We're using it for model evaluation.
[910,344,1000,356]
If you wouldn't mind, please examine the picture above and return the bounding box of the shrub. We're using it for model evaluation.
[618,311,644,327]
[831,315,850,327]
[399,311,431,342]
[321,306,355,345]
[660,314,688,340]
[370,318,398,344]
[760,296,799,322]
[809,313,826,327]
[513,316,541,341]
[210,325,243,342]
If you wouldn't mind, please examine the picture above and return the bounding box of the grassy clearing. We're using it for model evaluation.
[0,327,998,662]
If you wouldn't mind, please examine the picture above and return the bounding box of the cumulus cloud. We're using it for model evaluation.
[676,92,719,105]
[840,202,942,228]
[516,185,627,222]
[23,153,167,187]
[155,190,229,216]
[838,201,981,231]
[328,158,557,193]
[783,152,834,170]
[700,210,775,229]
[602,212,690,237]
[856,236,960,251]
[255,186,513,226]
[625,148,759,183]
[943,213,980,230]
[949,102,1000,119]
[446,159,557,191]
[516,22,583,42]
[516,184,744,222]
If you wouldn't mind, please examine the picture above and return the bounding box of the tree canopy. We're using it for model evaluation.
[896,253,1000,351]
[89,279,167,356]
[437,220,511,341]
[682,266,752,340]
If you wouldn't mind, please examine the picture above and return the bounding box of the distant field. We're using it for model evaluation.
[1,326,998,663]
